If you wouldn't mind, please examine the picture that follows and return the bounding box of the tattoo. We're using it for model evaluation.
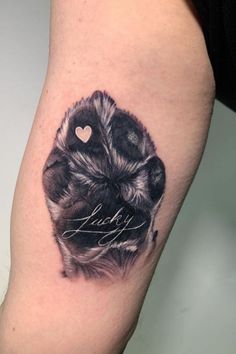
[42,91,166,279]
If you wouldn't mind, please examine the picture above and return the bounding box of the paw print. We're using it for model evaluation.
[43,91,165,278]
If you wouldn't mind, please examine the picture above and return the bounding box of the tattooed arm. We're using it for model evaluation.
[0,1,215,353]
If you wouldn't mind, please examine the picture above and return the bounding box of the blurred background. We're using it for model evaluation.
[0,1,236,353]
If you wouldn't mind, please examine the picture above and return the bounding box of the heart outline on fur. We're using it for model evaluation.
[75,125,92,143]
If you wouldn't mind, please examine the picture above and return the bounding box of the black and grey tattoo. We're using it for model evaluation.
[42,91,166,278]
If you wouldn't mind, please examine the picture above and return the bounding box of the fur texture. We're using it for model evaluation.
[42,91,166,279]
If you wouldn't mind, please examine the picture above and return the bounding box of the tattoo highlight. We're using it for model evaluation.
[42,91,166,278]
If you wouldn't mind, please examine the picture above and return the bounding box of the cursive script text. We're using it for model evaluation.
[61,203,146,246]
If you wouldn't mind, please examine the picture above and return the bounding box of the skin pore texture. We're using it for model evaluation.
[0,1,215,353]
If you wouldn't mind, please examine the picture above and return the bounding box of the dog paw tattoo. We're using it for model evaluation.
[42,91,166,279]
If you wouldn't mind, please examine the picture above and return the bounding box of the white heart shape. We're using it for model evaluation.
[75,125,92,143]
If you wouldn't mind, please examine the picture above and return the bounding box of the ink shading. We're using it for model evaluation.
[42,91,166,278]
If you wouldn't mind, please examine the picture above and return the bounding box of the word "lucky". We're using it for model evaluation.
[61,203,146,246]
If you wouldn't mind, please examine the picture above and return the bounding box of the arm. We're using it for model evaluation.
[0,1,215,353]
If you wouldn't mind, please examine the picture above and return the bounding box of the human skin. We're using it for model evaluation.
[0,1,215,353]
